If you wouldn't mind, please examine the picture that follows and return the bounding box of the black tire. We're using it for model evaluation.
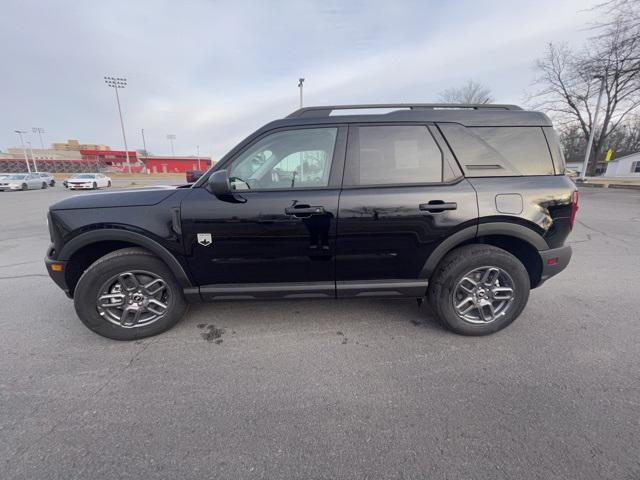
[74,247,188,340]
[92,182,97,189]
[427,244,530,336]
[50,180,56,187]
[107,180,112,187]
[42,182,47,189]
[21,183,27,191]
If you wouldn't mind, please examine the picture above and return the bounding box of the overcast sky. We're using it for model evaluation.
[1,0,600,158]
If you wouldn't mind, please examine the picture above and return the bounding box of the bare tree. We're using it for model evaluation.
[531,24,640,174]
[532,3,640,175]
[438,80,494,104]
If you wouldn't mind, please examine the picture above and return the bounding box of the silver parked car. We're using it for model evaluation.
[0,173,48,191]
[38,172,56,187]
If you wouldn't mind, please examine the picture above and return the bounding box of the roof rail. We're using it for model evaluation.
[286,103,523,118]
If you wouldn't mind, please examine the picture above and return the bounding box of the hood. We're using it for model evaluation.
[50,187,178,210]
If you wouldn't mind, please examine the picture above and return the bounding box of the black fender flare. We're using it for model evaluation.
[419,222,548,279]
[58,229,193,288]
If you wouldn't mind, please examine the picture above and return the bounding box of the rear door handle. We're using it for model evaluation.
[285,205,326,216]
[419,201,458,213]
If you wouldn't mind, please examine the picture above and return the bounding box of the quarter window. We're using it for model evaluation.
[440,124,554,176]
[345,125,443,186]
[229,128,337,190]
[631,160,640,173]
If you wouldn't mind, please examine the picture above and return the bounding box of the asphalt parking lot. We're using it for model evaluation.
[1,185,639,480]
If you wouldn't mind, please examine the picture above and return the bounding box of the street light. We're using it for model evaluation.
[32,127,45,149]
[14,130,31,173]
[26,141,38,173]
[166,134,176,155]
[104,76,132,173]
[298,78,305,108]
[196,145,201,170]
[579,75,606,181]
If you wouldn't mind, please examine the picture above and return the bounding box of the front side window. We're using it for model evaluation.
[229,128,337,190]
[345,125,443,186]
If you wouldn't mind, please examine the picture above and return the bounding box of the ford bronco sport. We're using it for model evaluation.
[45,104,577,340]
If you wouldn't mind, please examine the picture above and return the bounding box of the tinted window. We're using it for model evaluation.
[229,128,337,190]
[439,124,554,176]
[346,126,442,186]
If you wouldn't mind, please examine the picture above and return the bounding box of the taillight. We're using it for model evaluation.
[569,190,579,229]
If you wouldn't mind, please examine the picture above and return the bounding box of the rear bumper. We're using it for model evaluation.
[537,244,572,286]
[44,244,71,298]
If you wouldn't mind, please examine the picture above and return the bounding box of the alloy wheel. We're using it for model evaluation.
[96,270,171,328]
[452,266,515,324]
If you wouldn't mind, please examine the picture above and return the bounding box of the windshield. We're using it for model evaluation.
[8,175,27,180]
[72,174,96,179]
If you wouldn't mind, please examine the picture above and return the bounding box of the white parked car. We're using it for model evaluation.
[65,173,112,190]
[0,173,48,191]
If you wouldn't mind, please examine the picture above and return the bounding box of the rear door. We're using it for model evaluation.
[336,123,478,297]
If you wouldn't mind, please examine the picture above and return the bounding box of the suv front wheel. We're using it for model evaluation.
[74,248,187,340]
[428,244,530,336]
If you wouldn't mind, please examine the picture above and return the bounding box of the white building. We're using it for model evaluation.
[604,152,640,177]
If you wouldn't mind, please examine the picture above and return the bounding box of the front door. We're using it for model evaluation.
[336,124,478,297]
[181,126,346,300]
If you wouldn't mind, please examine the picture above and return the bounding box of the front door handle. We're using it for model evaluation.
[285,205,326,217]
[419,201,458,213]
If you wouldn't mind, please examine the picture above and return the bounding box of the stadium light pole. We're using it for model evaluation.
[166,134,176,155]
[298,78,305,108]
[141,128,148,154]
[32,127,45,149]
[579,75,605,181]
[14,130,31,173]
[104,76,132,173]
[26,141,38,173]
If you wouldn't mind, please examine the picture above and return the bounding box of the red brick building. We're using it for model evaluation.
[80,150,211,173]
[139,155,212,173]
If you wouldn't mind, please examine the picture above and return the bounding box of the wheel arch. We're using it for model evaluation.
[421,222,547,289]
[59,229,192,296]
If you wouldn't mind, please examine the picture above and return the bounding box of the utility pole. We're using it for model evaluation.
[580,75,606,181]
[298,78,305,108]
[14,130,31,173]
[26,141,38,172]
[141,128,148,154]
[32,127,45,149]
[196,145,201,170]
[166,134,176,155]
[104,76,132,173]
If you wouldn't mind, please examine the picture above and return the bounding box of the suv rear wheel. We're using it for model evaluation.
[74,247,187,340]
[428,244,530,336]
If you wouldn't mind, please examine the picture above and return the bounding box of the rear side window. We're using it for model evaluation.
[345,125,442,186]
[439,124,554,176]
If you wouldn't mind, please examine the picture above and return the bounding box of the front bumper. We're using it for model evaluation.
[537,244,572,286]
[68,183,94,190]
[0,184,23,191]
[45,244,71,298]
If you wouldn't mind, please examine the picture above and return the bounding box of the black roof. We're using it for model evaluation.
[267,104,552,128]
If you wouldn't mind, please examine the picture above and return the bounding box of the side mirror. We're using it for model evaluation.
[207,169,232,196]
[206,169,246,203]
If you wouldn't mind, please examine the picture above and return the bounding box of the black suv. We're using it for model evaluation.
[45,104,577,340]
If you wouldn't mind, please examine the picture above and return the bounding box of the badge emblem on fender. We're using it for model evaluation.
[197,233,212,246]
